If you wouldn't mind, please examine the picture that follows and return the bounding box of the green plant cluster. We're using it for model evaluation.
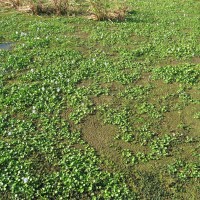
[0,114,136,199]
[122,134,177,165]
[99,106,134,142]
[167,160,200,181]
[0,0,200,199]
[150,134,176,158]
[152,64,200,84]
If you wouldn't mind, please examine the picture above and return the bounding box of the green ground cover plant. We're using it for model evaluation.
[0,0,200,199]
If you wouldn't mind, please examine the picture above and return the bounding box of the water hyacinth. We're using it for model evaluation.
[0,1,199,199]
[8,131,12,136]
[21,32,27,37]
[22,177,29,184]
[32,106,37,114]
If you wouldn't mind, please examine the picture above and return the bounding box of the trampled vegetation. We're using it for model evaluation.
[0,0,200,199]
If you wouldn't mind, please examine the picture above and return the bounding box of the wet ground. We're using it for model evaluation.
[0,42,13,50]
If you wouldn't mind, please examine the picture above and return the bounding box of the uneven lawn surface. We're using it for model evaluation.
[0,0,200,199]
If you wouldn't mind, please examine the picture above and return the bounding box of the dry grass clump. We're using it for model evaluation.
[0,0,22,8]
[26,0,78,15]
[9,0,21,8]
[28,0,53,15]
[52,0,70,15]
[0,0,78,15]
[0,0,129,21]
[87,8,128,21]
[87,0,128,21]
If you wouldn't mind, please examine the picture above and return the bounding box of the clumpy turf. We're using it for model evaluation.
[0,0,199,199]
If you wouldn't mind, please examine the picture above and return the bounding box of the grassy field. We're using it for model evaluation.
[0,0,200,199]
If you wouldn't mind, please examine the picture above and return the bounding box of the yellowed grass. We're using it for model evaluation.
[0,0,129,20]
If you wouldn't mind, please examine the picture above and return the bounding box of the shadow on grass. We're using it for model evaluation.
[124,10,155,24]
[138,172,170,200]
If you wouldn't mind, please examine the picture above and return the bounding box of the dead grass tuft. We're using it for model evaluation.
[0,0,129,20]
[2,0,21,8]
[87,0,128,21]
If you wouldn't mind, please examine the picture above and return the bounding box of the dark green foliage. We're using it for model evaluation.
[138,172,169,200]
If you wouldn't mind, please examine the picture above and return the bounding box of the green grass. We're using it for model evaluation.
[0,0,200,199]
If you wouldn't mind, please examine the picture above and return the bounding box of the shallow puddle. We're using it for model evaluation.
[0,42,14,50]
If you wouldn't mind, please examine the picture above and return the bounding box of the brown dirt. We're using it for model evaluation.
[80,114,126,170]
[115,140,149,154]
[181,104,200,137]
[148,80,179,105]
[162,111,182,133]
[72,143,86,151]
[130,34,147,42]
[92,95,113,106]
[191,56,200,64]
[135,72,152,85]
[157,59,184,67]
[100,81,125,94]
[189,87,200,100]
[74,31,89,40]
[76,79,93,88]
[81,114,116,154]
